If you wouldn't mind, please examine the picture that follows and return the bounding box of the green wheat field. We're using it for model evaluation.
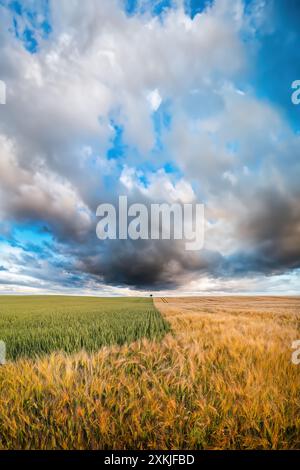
[0,296,170,360]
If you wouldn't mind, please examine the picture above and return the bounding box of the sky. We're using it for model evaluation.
[0,0,299,296]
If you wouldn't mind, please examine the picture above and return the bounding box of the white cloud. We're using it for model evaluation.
[147,88,162,111]
[223,171,237,185]
[0,135,93,240]
[0,0,246,159]
[120,166,195,203]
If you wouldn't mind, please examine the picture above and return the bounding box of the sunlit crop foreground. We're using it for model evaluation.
[0,296,299,449]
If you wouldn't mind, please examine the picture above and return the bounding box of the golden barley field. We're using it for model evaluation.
[0,296,299,450]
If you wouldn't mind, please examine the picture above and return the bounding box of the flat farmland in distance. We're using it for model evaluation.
[0,296,170,360]
[0,296,299,449]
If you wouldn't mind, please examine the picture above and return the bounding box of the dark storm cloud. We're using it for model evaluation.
[67,187,300,289]
[234,188,300,275]
[71,237,223,289]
